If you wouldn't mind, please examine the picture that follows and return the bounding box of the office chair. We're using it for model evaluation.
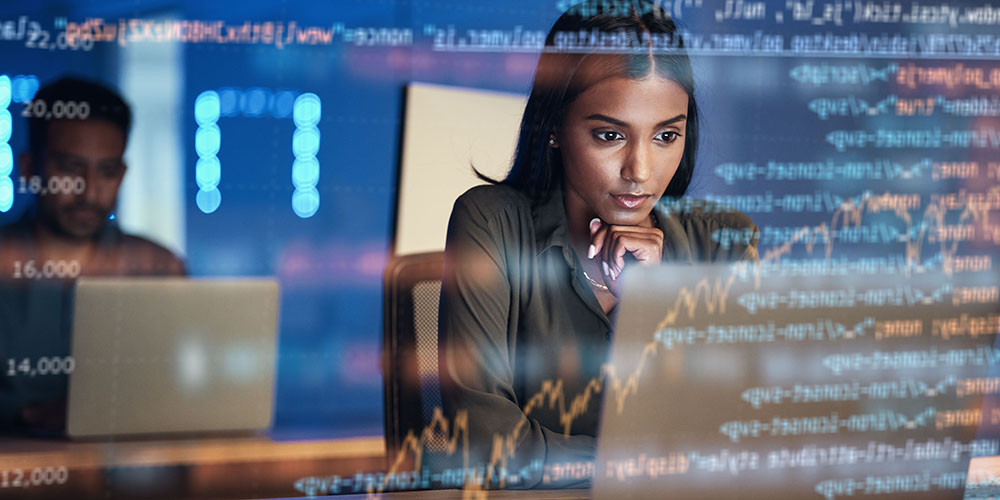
[382,251,447,467]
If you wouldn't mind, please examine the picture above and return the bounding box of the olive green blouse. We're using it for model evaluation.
[437,182,758,488]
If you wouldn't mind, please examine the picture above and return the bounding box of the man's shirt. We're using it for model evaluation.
[0,214,185,431]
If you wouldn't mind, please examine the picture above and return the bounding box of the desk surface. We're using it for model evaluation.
[0,435,593,499]
[0,435,387,499]
[318,490,590,499]
[0,434,385,469]
[4,437,996,500]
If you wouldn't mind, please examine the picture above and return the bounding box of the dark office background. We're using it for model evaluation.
[0,0,991,439]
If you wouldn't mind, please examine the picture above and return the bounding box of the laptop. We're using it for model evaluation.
[593,263,1000,499]
[66,278,280,439]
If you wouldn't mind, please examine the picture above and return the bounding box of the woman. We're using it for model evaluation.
[436,0,758,489]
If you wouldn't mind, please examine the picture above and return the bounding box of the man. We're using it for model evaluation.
[0,76,184,276]
[0,76,185,433]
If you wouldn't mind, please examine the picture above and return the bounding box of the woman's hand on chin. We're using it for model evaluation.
[587,216,664,297]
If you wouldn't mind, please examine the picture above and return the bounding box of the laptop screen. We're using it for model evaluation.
[594,263,1000,500]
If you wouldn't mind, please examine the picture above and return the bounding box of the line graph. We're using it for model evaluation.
[752,186,1000,286]
[378,270,740,499]
[364,187,998,498]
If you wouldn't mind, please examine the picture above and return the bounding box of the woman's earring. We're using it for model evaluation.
[548,136,557,146]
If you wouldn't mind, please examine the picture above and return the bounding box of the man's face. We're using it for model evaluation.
[33,119,126,239]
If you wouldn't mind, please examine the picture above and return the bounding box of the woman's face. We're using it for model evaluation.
[557,74,688,226]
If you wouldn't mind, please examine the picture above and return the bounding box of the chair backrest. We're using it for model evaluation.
[382,251,445,465]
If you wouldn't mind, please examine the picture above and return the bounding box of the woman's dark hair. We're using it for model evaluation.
[477,0,698,203]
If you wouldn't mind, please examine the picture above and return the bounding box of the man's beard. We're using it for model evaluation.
[41,202,109,241]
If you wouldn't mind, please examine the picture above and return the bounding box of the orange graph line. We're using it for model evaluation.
[369,188,997,498]
[753,187,999,286]
[374,271,737,498]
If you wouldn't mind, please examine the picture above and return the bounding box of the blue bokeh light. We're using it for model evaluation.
[292,186,320,218]
[245,87,268,116]
[10,77,25,103]
[194,91,220,126]
[11,75,38,104]
[293,93,321,128]
[273,90,295,118]
[196,157,222,190]
[0,177,12,213]
[218,88,238,117]
[194,87,322,217]
[0,144,12,177]
[292,157,320,188]
[22,76,38,102]
[1,75,9,213]
[195,124,221,158]
[292,128,320,157]
[0,110,11,143]
[0,75,10,109]
[196,187,222,214]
